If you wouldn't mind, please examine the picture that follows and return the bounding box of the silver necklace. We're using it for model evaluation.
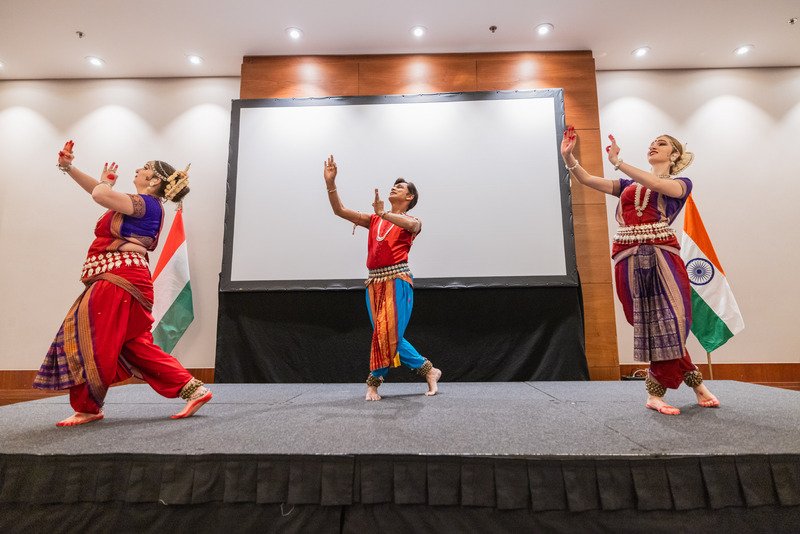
[376,219,395,241]
[634,174,670,217]
[634,184,651,217]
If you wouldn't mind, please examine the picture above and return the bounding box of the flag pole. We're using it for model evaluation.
[706,351,714,380]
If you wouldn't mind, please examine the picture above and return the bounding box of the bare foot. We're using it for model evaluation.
[365,385,382,401]
[425,367,442,396]
[56,411,104,427]
[645,396,680,415]
[692,383,720,408]
[171,388,212,419]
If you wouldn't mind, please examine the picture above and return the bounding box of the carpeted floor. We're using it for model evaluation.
[1,381,798,457]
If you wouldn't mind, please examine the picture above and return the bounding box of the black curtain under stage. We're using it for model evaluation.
[3,454,799,533]
[215,286,588,383]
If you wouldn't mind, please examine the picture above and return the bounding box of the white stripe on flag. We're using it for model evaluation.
[152,242,190,325]
[680,233,744,336]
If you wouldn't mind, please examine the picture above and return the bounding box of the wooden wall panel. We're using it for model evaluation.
[475,52,599,130]
[573,204,613,285]
[570,129,607,205]
[241,56,359,99]
[358,55,477,95]
[238,52,620,378]
[581,283,619,368]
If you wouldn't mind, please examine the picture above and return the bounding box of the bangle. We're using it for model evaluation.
[327,188,336,193]
[57,163,72,174]
[565,160,580,172]
[379,210,388,219]
[613,159,624,171]
[93,181,113,191]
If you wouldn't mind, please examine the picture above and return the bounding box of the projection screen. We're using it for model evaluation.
[221,90,577,291]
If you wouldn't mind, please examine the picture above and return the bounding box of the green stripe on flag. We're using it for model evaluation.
[152,282,194,354]
[690,288,734,353]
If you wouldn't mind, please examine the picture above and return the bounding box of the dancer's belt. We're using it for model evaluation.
[81,251,149,280]
[613,222,675,244]
[367,262,411,283]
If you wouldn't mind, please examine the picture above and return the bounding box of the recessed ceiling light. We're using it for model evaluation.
[0,60,4,69]
[411,26,426,38]
[286,27,303,40]
[631,46,650,58]
[187,55,204,65]
[85,56,105,67]
[535,23,554,36]
[734,44,754,56]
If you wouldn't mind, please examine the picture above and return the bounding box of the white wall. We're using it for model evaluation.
[597,68,800,364]
[2,69,798,371]
[0,78,239,369]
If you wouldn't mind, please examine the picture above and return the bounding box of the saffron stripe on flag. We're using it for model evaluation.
[683,195,725,275]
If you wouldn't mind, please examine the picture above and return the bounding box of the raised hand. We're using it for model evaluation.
[324,154,337,183]
[58,140,75,168]
[372,188,384,215]
[101,161,119,184]
[561,125,576,160]
[606,134,621,164]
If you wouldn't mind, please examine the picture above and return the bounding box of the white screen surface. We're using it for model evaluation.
[224,91,575,290]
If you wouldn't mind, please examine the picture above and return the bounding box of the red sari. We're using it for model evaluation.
[34,195,193,413]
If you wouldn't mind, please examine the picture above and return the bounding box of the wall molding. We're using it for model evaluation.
[0,369,215,390]
[620,363,800,390]
[2,366,797,390]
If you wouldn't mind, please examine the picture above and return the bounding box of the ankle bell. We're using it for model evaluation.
[683,370,703,388]
[645,376,667,398]
[179,378,204,400]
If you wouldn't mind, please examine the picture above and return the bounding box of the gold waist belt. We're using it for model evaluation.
[613,222,675,244]
[81,251,149,279]
[367,262,411,281]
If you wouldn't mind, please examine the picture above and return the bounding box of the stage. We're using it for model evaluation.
[2,381,799,532]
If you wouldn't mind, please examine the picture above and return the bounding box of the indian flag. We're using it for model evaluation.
[152,208,194,353]
[680,195,744,352]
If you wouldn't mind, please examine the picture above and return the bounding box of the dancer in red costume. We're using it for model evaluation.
[561,128,719,415]
[34,141,212,426]
[323,155,441,401]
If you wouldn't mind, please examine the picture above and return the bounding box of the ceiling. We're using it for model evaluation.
[1,0,798,80]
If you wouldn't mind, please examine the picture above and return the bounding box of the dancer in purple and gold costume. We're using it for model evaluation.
[323,155,441,401]
[34,141,211,426]
[561,128,719,415]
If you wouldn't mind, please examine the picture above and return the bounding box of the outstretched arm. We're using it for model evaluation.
[561,127,615,195]
[606,135,685,198]
[324,155,371,228]
[57,141,136,214]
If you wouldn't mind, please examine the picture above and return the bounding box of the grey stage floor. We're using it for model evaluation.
[1,381,798,457]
